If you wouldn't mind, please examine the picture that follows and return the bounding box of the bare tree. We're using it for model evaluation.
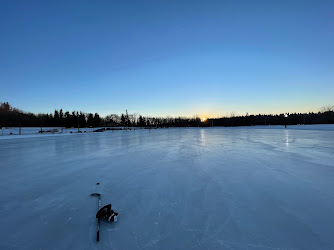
[320,105,334,112]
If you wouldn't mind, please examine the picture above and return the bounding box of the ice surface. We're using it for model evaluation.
[0,125,334,249]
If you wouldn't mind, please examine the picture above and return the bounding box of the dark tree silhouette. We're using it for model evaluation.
[121,114,125,126]
[93,113,101,127]
[1,102,334,129]
[54,110,59,127]
[87,113,94,127]
[64,111,71,128]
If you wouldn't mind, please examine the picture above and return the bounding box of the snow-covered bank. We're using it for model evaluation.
[1,124,334,139]
[0,126,334,249]
[0,127,99,137]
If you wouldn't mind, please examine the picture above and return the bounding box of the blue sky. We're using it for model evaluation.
[1,0,333,117]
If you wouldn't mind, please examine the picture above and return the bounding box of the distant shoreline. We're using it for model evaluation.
[1,124,334,139]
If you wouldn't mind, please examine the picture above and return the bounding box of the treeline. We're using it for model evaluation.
[1,102,334,128]
[0,102,101,128]
[207,110,334,127]
[105,114,205,127]
[0,102,205,128]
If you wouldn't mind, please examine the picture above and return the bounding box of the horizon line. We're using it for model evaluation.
[2,101,333,119]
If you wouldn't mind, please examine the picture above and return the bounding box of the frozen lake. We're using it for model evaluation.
[1,125,334,249]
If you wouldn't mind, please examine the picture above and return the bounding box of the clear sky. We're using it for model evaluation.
[1,0,333,117]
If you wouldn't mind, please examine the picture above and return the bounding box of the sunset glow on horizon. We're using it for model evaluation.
[0,1,333,117]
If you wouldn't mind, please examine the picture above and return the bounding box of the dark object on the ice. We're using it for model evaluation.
[93,128,104,132]
[96,204,118,222]
[96,182,100,185]
[91,193,101,241]
[38,129,59,133]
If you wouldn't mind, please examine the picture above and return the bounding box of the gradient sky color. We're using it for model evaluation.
[1,0,333,117]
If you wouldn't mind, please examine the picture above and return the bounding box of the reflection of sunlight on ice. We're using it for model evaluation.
[284,130,289,146]
[201,129,207,146]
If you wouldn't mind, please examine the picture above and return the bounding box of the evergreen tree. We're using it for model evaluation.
[93,113,101,127]
[138,115,144,127]
[87,113,94,127]
[121,114,125,126]
[64,111,71,128]
[54,110,59,127]
[79,112,86,128]
[71,111,78,128]
[59,109,63,128]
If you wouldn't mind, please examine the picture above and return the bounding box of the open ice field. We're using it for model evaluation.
[0,125,334,249]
